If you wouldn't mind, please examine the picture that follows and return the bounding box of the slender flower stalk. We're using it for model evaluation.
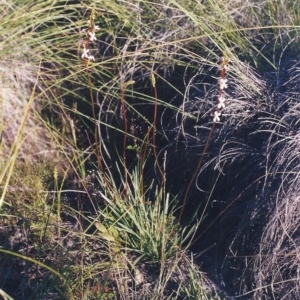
[213,55,230,122]
[180,53,230,221]
[80,9,106,179]
[81,17,98,62]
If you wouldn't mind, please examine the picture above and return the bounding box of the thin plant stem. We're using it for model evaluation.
[120,82,129,196]
[151,73,165,189]
[178,123,216,222]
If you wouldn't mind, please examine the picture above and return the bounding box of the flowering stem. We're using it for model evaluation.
[178,54,230,222]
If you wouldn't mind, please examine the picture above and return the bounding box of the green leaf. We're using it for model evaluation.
[98,232,116,242]
[108,226,119,239]
[94,221,108,233]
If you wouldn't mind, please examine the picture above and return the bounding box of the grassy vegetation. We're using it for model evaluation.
[1,0,300,299]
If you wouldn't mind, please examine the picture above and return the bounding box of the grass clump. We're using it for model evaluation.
[93,165,195,264]
[86,162,214,299]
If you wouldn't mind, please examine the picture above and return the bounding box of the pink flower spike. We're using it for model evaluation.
[213,111,221,122]
[217,95,226,109]
[220,78,228,90]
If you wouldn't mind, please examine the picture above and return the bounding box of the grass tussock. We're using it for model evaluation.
[1,0,300,299]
